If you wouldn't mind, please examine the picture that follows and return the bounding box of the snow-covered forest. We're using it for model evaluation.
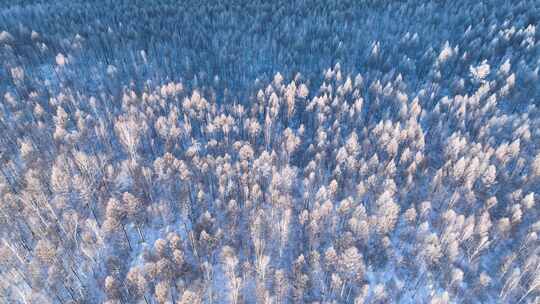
[1,0,540,303]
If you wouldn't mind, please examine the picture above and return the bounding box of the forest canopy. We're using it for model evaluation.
[1,0,540,303]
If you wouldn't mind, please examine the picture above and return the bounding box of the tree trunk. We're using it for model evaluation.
[121,224,132,251]
[136,224,145,242]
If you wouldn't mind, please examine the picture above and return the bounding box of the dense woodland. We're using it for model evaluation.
[1,0,540,303]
